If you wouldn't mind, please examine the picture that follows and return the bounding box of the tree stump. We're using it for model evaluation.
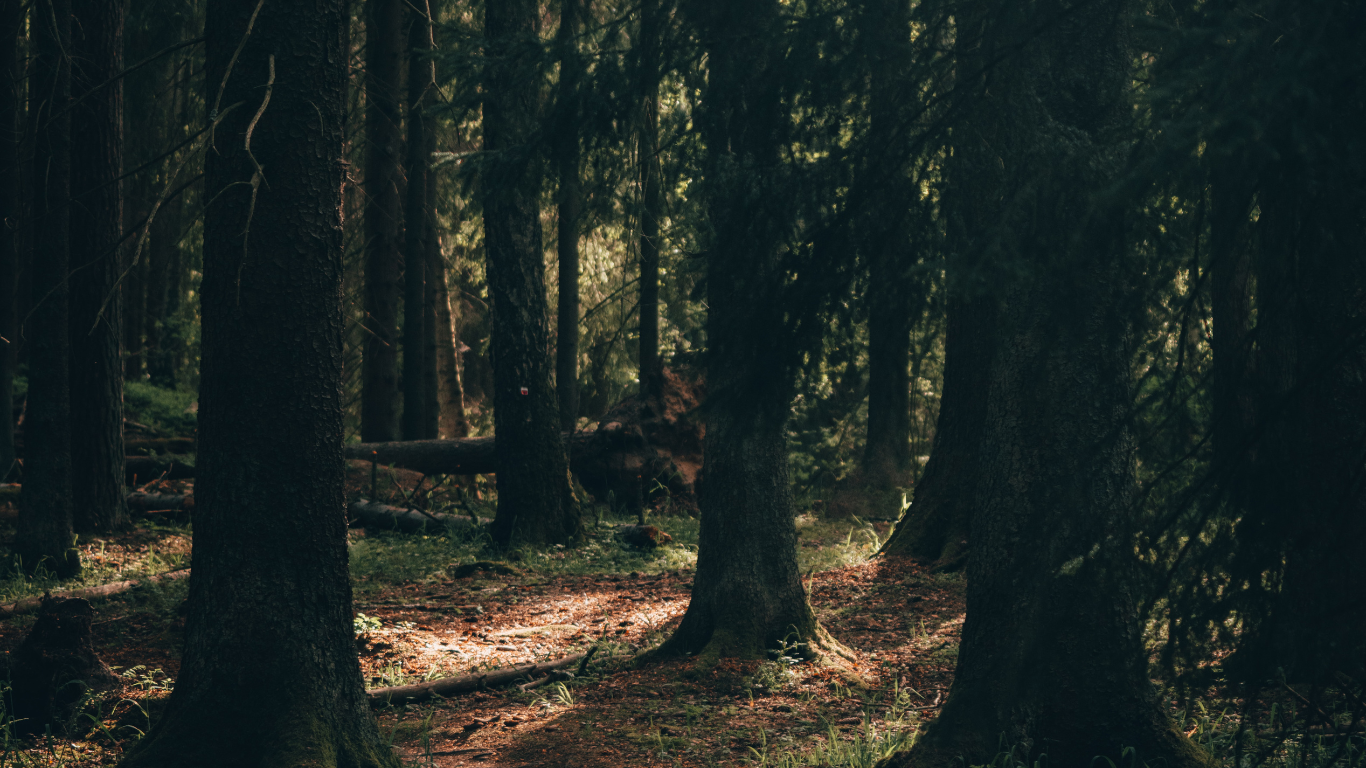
[8,596,117,735]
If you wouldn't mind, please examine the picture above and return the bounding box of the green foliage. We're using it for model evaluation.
[123,382,199,437]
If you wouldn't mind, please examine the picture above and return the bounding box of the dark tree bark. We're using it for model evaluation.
[68,0,128,534]
[0,0,18,483]
[1208,163,1257,482]
[143,94,184,390]
[433,245,469,437]
[653,0,841,663]
[18,0,79,578]
[879,297,991,567]
[422,136,440,440]
[859,0,916,493]
[118,0,396,764]
[887,2,1205,766]
[483,0,581,547]
[555,0,583,431]
[636,0,662,398]
[402,4,431,440]
[361,0,404,443]
[122,195,147,381]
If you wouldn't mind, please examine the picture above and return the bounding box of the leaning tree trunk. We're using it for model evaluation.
[19,0,79,578]
[887,2,1205,767]
[68,0,129,534]
[361,0,404,444]
[654,0,843,663]
[483,0,580,547]
[0,0,18,483]
[119,2,396,765]
[555,0,583,432]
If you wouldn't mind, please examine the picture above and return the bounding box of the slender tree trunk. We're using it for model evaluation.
[361,0,404,443]
[555,0,583,432]
[143,164,182,388]
[654,0,843,663]
[1208,161,1258,525]
[0,0,19,483]
[68,0,128,533]
[119,1,396,763]
[403,2,433,440]
[19,0,79,578]
[483,0,581,547]
[433,243,468,437]
[889,2,1205,766]
[423,195,440,440]
[858,0,917,493]
[122,193,146,381]
[636,0,662,398]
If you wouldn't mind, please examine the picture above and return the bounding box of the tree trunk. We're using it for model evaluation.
[653,0,841,663]
[122,193,147,381]
[879,297,991,567]
[402,6,429,441]
[483,0,580,547]
[636,0,662,399]
[433,244,469,438]
[361,0,404,443]
[18,0,79,579]
[422,109,440,440]
[888,2,1204,766]
[555,0,583,431]
[143,91,183,390]
[118,1,396,763]
[1209,163,1257,483]
[68,0,128,534]
[0,0,18,484]
[858,0,918,493]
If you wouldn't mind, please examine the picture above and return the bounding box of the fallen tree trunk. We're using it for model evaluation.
[0,568,191,619]
[125,455,195,485]
[367,652,592,706]
[127,491,195,512]
[125,437,196,454]
[348,498,491,533]
[344,434,591,477]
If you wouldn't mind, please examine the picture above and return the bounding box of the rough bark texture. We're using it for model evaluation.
[555,0,583,431]
[19,0,80,578]
[0,0,17,483]
[879,297,990,567]
[858,0,917,493]
[69,0,129,534]
[636,0,662,398]
[886,2,1206,766]
[654,0,833,663]
[8,598,116,735]
[1209,164,1257,481]
[361,0,404,443]
[422,121,440,440]
[402,6,431,441]
[433,246,469,437]
[118,1,396,764]
[483,0,580,547]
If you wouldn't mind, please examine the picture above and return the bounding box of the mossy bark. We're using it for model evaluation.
[880,1,1205,766]
[118,2,395,765]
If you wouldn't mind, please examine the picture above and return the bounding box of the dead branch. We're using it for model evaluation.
[368,652,595,706]
[0,569,191,620]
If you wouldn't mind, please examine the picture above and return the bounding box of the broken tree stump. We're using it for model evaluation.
[8,597,117,735]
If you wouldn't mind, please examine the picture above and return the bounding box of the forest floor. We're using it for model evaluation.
[0,467,966,768]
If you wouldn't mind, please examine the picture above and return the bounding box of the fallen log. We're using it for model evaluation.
[368,652,593,706]
[348,498,491,532]
[127,491,195,513]
[344,434,591,477]
[125,455,195,485]
[125,437,196,455]
[0,569,191,620]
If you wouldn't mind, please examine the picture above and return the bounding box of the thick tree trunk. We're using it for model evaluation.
[18,0,79,578]
[0,0,18,484]
[402,8,431,441]
[654,0,843,663]
[637,0,662,398]
[555,0,583,431]
[68,0,128,534]
[119,1,396,764]
[433,246,469,438]
[879,297,991,567]
[887,2,1204,766]
[361,0,404,443]
[483,0,580,547]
